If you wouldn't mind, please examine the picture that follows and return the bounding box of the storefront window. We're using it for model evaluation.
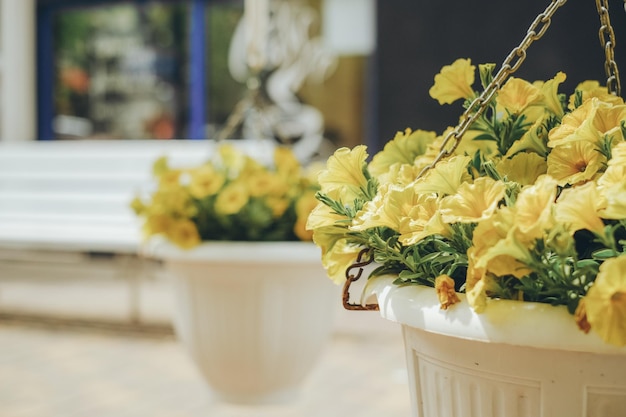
[39,0,244,140]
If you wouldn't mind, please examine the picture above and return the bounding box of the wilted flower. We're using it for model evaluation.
[434,275,460,310]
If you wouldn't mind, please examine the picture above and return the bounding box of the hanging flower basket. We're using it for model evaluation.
[307,0,626,414]
[134,143,337,404]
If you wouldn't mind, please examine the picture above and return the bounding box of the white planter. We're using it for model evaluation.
[367,276,626,417]
[147,240,338,405]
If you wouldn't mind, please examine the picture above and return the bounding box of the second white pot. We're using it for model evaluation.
[148,240,338,405]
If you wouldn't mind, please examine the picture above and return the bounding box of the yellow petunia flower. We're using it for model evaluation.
[496,77,544,115]
[505,117,549,158]
[514,175,557,241]
[130,196,146,215]
[471,207,533,279]
[351,189,396,232]
[188,165,225,198]
[318,145,370,200]
[311,225,349,259]
[583,255,626,346]
[545,223,576,256]
[152,156,169,177]
[376,163,424,188]
[135,142,318,244]
[352,183,418,233]
[368,128,437,177]
[144,213,172,236]
[599,181,626,220]
[567,80,625,110]
[608,140,626,164]
[398,193,451,245]
[319,239,364,284]
[554,181,607,236]
[465,248,494,313]
[306,189,346,231]
[274,146,301,179]
[296,192,319,220]
[214,182,249,215]
[439,177,506,224]
[547,141,606,186]
[598,143,626,217]
[217,144,246,174]
[591,102,626,144]
[549,98,626,148]
[474,233,533,279]
[413,155,472,196]
[247,172,285,197]
[454,128,498,157]
[599,165,626,189]
[428,58,476,105]
[294,192,321,238]
[158,169,183,190]
[151,188,196,218]
[167,219,201,249]
[266,196,289,218]
[535,71,567,117]
[496,152,547,185]
[238,157,265,180]
[293,217,313,241]
[547,98,597,147]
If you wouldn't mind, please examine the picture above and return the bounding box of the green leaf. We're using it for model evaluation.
[576,259,599,269]
[593,249,618,260]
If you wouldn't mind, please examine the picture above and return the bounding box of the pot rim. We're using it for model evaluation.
[142,237,321,264]
[366,275,626,355]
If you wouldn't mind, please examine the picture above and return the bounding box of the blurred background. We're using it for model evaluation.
[3,0,623,149]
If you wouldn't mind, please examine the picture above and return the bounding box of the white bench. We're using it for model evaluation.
[0,139,277,325]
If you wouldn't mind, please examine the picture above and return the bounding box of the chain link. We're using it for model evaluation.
[416,0,568,179]
[596,0,622,96]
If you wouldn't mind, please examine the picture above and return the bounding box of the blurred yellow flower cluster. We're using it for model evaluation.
[132,144,321,248]
[308,58,626,346]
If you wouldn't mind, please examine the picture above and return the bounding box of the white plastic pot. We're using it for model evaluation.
[147,240,337,405]
[367,275,626,417]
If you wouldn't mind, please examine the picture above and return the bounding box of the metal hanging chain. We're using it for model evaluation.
[596,0,622,96]
[415,0,569,179]
[215,76,268,141]
[342,248,378,311]
[343,0,569,311]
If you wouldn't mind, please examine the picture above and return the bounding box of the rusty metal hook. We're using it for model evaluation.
[342,248,379,311]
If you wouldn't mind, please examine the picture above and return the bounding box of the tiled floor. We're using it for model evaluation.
[0,315,411,417]
[0,257,413,417]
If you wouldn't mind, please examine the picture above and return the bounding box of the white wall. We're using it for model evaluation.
[0,0,36,142]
